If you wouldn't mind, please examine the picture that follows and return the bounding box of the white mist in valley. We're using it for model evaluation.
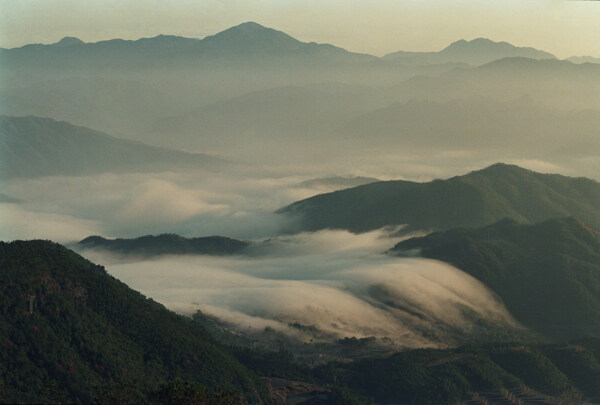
[101,229,520,348]
[1,148,591,244]
[0,170,311,242]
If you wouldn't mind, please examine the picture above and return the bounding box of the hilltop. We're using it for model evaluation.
[278,164,600,234]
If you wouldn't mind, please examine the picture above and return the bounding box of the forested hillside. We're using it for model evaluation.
[391,217,600,339]
[0,240,264,403]
[279,164,600,233]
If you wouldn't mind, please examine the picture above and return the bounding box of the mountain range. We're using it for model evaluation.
[147,84,600,163]
[278,164,600,234]
[0,115,226,178]
[4,19,600,405]
[3,22,599,147]
[3,24,577,71]
[383,38,555,66]
[341,96,600,155]
[0,22,375,73]
[146,83,390,151]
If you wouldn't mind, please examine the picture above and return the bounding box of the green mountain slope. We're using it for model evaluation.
[391,217,600,339]
[316,340,600,404]
[278,164,600,233]
[0,115,225,178]
[77,234,250,258]
[0,240,264,403]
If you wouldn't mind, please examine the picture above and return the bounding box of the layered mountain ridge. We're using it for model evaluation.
[3,22,583,72]
[384,37,556,66]
[278,163,600,233]
[0,22,376,71]
[0,115,226,178]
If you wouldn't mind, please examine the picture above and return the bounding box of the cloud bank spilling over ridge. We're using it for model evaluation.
[101,229,520,348]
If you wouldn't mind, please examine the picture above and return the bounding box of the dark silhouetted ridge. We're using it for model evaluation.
[391,217,600,339]
[1,22,376,69]
[77,234,250,257]
[278,163,600,233]
[200,22,303,54]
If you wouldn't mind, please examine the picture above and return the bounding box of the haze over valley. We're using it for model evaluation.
[2,6,600,404]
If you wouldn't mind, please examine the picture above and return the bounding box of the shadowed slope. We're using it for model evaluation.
[0,240,264,403]
[278,164,600,233]
[391,217,600,339]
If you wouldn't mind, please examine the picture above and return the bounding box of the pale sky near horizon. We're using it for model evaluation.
[1,0,599,58]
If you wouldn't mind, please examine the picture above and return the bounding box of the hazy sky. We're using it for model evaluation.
[1,0,600,57]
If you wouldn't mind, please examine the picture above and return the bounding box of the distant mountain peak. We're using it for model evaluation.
[465,162,583,179]
[5,22,375,65]
[384,37,555,65]
[442,37,555,59]
[202,21,301,50]
[446,38,500,47]
[476,162,526,172]
[443,38,517,52]
[54,36,84,47]
[145,34,194,41]
[230,21,269,31]
[468,38,504,45]
[211,21,286,37]
[133,34,200,47]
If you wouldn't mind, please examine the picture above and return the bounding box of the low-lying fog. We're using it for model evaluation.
[0,150,593,244]
[95,229,519,348]
[0,161,529,347]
